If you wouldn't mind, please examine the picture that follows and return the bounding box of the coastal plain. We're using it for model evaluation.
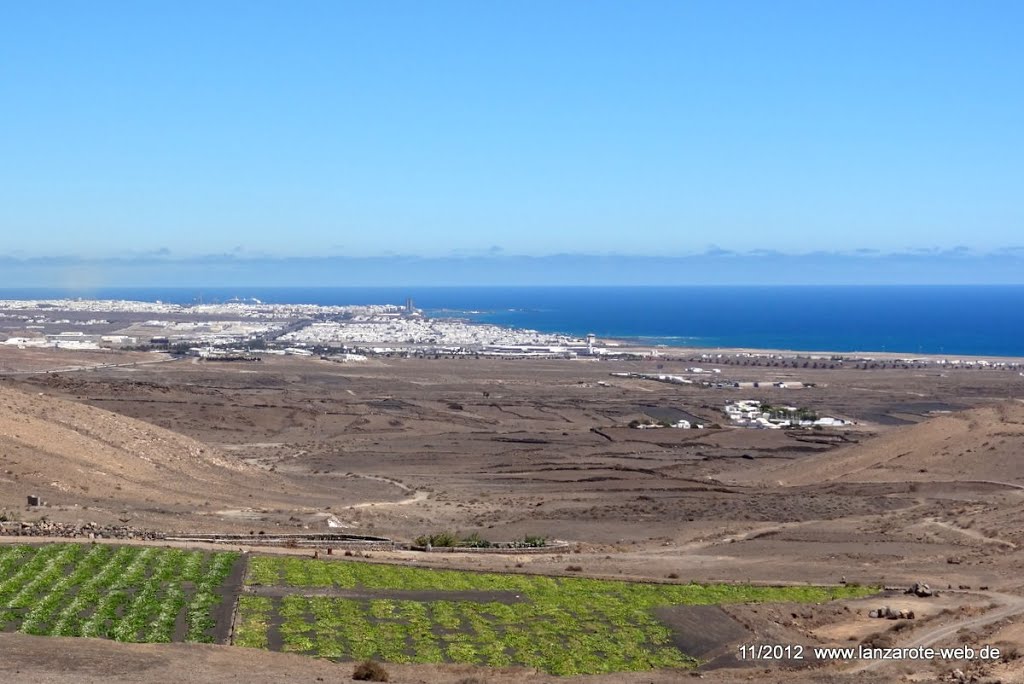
[2,343,1024,682]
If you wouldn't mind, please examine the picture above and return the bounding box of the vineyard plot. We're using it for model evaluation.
[237,556,876,676]
[0,544,238,643]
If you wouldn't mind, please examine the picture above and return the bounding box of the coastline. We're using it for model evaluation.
[2,292,1024,363]
[605,339,1024,364]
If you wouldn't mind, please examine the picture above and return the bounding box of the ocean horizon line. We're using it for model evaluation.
[1,285,1022,358]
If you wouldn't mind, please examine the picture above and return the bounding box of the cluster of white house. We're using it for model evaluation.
[0,298,407,319]
[724,400,849,429]
[631,418,702,429]
[1,332,140,350]
[280,318,585,350]
[0,299,666,361]
[132,320,282,346]
[0,313,111,326]
[609,372,695,385]
[1,319,278,349]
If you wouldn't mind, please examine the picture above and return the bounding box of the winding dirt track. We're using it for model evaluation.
[925,519,1017,549]
[345,489,429,508]
[342,473,429,508]
[850,591,1024,674]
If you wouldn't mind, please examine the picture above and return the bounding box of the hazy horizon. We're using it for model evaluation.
[1,249,1023,289]
[2,2,1022,270]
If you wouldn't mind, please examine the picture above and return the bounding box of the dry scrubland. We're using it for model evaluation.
[1,347,1024,682]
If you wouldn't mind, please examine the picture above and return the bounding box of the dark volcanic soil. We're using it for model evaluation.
[3,349,1024,682]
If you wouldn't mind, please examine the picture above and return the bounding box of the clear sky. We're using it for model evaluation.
[1,1,1021,260]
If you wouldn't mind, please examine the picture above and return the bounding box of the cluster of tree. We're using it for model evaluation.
[760,403,818,421]
[413,532,547,549]
[414,531,491,548]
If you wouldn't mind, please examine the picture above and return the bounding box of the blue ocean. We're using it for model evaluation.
[1,286,1022,357]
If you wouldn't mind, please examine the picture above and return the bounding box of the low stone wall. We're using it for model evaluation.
[0,521,160,541]
[409,541,572,555]
[164,532,396,550]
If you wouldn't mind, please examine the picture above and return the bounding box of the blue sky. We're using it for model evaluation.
[1,2,1022,272]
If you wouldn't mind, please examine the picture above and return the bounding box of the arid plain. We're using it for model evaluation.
[2,345,1024,683]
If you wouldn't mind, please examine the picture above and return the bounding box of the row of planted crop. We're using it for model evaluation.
[20,544,115,635]
[246,556,875,607]
[248,555,552,593]
[55,546,155,637]
[184,550,238,643]
[234,555,880,676]
[0,544,238,643]
[237,594,695,676]
[0,544,86,627]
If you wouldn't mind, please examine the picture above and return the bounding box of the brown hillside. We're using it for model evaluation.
[0,384,406,530]
[753,402,1024,486]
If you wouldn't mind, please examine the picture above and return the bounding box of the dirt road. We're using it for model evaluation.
[851,591,1024,674]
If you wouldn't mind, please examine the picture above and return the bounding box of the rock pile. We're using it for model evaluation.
[0,521,162,541]
[906,582,935,597]
[868,606,915,619]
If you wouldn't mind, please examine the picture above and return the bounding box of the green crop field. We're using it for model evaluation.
[239,556,876,676]
[0,543,876,676]
[0,544,237,643]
